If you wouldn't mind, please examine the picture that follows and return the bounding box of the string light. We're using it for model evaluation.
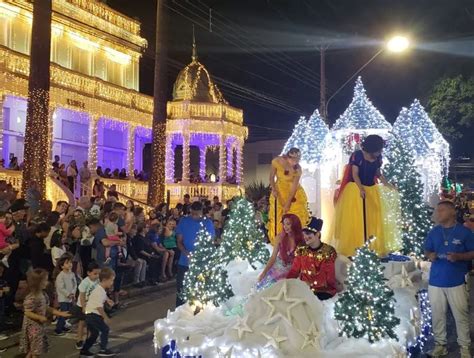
[127,125,136,177]
[87,115,98,171]
[407,289,432,356]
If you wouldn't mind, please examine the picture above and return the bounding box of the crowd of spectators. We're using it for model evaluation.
[0,173,235,355]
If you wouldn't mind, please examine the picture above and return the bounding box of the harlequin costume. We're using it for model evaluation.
[287,217,337,300]
[267,157,309,245]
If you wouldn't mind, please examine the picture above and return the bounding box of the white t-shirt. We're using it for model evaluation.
[85,284,107,315]
[51,246,66,266]
[77,277,99,308]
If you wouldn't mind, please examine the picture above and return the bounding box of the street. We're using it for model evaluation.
[1,285,176,358]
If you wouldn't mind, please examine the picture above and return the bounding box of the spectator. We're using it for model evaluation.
[25,180,41,218]
[126,224,146,288]
[58,163,68,187]
[8,156,19,170]
[156,203,168,222]
[119,168,127,179]
[160,218,179,273]
[182,194,191,216]
[66,160,78,193]
[0,211,14,267]
[424,201,474,358]
[112,169,120,179]
[54,253,77,336]
[93,179,105,199]
[147,224,174,282]
[169,207,181,224]
[0,158,4,168]
[55,200,69,217]
[106,184,119,201]
[52,155,60,172]
[79,267,116,357]
[96,166,104,177]
[103,168,111,178]
[28,222,52,271]
[44,211,61,250]
[79,161,92,195]
[176,201,215,307]
[50,230,66,267]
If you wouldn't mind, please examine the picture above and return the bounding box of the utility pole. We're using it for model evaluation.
[319,46,328,122]
[148,0,169,206]
[21,0,52,198]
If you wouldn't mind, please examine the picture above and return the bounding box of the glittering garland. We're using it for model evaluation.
[407,289,432,357]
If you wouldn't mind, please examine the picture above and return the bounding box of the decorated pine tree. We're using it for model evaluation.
[333,77,391,131]
[182,224,233,307]
[219,197,269,267]
[384,134,432,256]
[306,109,330,165]
[281,115,310,159]
[334,242,400,343]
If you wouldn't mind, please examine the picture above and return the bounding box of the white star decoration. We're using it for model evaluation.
[261,280,305,325]
[261,325,288,349]
[232,314,253,340]
[400,265,413,288]
[298,321,320,350]
[216,346,234,358]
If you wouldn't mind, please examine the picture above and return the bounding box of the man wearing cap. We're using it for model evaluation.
[287,217,338,300]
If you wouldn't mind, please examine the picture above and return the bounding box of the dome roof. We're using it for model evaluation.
[172,45,227,104]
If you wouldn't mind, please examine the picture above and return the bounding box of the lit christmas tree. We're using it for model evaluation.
[384,134,432,256]
[219,197,270,268]
[333,77,392,132]
[182,224,233,307]
[306,109,330,165]
[334,242,400,343]
[281,115,310,160]
[392,107,430,157]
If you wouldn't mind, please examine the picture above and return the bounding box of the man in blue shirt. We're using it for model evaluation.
[175,201,215,307]
[424,201,474,358]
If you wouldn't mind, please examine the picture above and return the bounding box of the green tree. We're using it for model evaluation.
[219,197,270,268]
[427,75,474,155]
[181,225,232,307]
[384,134,432,256]
[334,242,400,343]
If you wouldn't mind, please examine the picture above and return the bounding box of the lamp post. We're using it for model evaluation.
[323,35,410,120]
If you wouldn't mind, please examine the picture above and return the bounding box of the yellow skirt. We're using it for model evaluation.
[331,182,400,257]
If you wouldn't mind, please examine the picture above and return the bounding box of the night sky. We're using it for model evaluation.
[107,0,474,153]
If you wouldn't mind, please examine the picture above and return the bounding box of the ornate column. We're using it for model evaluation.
[227,138,234,180]
[88,115,99,172]
[182,132,190,183]
[199,144,206,180]
[219,134,226,183]
[165,134,175,182]
[47,106,56,167]
[236,138,243,184]
[0,95,6,160]
[127,124,136,178]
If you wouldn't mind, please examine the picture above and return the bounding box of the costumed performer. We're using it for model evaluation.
[287,216,338,300]
[332,134,397,257]
[257,214,304,290]
[267,148,309,245]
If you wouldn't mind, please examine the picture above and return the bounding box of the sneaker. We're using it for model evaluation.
[54,330,66,336]
[79,350,94,357]
[62,327,71,333]
[75,340,84,350]
[1,256,9,268]
[0,334,8,341]
[0,347,6,353]
[97,348,116,356]
[460,346,471,358]
[429,345,448,357]
[104,257,111,265]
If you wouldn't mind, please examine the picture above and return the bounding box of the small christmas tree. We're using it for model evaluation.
[334,242,400,343]
[306,109,330,165]
[182,224,233,307]
[219,197,269,267]
[384,134,432,256]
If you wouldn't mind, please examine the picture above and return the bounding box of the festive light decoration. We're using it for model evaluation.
[281,115,310,159]
[305,109,330,165]
[218,197,269,268]
[181,223,233,307]
[334,241,400,343]
[384,134,432,257]
[333,77,392,133]
[407,289,432,356]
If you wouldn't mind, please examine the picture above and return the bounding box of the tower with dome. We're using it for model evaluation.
[164,40,248,204]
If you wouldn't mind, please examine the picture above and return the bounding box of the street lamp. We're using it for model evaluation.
[324,35,410,118]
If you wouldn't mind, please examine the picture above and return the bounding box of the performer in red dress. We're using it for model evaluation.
[287,217,338,300]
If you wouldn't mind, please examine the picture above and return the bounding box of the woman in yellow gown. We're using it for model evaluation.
[267,148,309,245]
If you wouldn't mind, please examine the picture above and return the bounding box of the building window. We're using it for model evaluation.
[258,153,273,165]
[93,50,107,81]
[11,17,30,55]
[71,46,91,75]
[53,36,70,68]
[107,61,124,87]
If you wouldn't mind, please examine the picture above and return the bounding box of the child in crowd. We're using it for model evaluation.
[104,212,123,264]
[50,230,66,267]
[20,268,70,357]
[55,253,77,336]
[80,267,116,357]
[76,261,101,350]
[0,211,14,268]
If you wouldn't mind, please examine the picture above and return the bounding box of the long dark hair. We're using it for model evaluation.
[279,213,304,265]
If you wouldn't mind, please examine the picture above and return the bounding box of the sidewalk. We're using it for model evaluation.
[0,279,176,358]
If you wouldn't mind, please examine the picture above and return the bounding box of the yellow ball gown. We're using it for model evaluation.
[267,158,309,244]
